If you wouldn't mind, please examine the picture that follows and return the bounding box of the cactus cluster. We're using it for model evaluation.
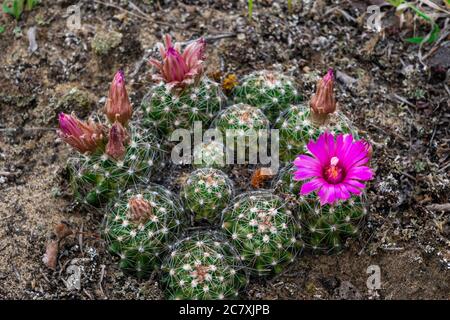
[56,31,376,300]
[142,77,225,135]
[274,104,358,163]
[68,123,163,206]
[232,70,302,121]
[221,191,302,276]
[181,168,234,223]
[273,164,368,252]
[161,230,248,300]
[104,184,186,277]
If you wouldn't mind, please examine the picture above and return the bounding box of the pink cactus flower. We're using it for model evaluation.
[104,70,132,126]
[149,34,206,89]
[310,69,337,125]
[58,112,105,154]
[106,121,129,160]
[293,132,374,205]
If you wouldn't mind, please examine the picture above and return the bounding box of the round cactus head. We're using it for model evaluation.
[232,70,302,121]
[161,230,248,300]
[213,103,270,134]
[274,130,374,252]
[141,77,225,136]
[67,122,165,206]
[181,168,234,224]
[274,164,368,252]
[274,104,358,163]
[192,140,227,169]
[104,184,187,277]
[221,191,302,276]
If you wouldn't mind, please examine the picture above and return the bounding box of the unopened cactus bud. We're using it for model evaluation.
[149,34,205,90]
[58,112,105,154]
[127,196,154,224]
[106,121,129,160]
[104,70,132,126]
[310,69,336,125]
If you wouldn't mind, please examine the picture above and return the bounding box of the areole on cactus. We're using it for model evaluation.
[232,70,302,122]
[181,168,234,223]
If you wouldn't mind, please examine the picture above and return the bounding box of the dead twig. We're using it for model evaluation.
[0,127,56,132]
[93,0,192,30]
[79,223,84,254]
[388,93,415,108]
[98,264,107,299]
[426,203,450,212]
[0,171,18,177]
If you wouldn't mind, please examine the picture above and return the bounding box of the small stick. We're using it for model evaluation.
[0,171,17,177]
[79,223,84,254]
[0,127,56,132]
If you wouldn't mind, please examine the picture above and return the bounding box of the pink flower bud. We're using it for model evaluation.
[104,70,132,125]
[149,34,206,89]
[106,121,129,160]
[310,69,337,125]
[58,112,105,154]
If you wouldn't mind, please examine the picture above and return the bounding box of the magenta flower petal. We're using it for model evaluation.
[337,184,351,201]
[346,166,374,181]
[342,183,363,195]
[58,112,105,154]
[318,184,337,205]
[306,133,329,164]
